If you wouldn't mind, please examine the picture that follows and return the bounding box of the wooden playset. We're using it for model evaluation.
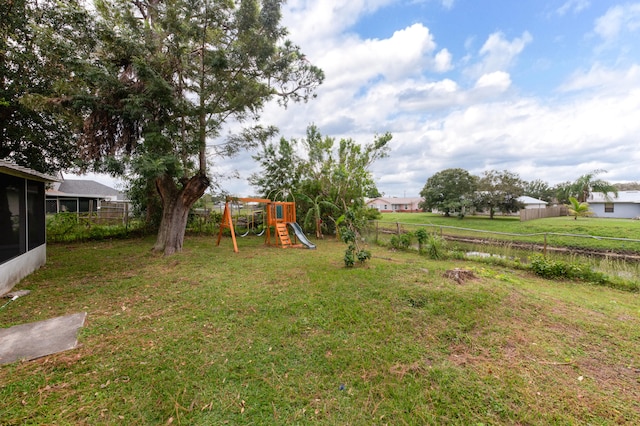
[216,196,315,253]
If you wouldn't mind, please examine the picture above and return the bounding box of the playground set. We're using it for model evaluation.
[216,197,316,253]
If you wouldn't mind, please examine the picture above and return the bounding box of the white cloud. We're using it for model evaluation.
[395,78,462,112]
[434,48,453,72]
[283,0,395,48]
[559,63,640,92]
[311,23,446,92]
[441,0,455,10]
[594,3,640,42]
[556,0,590,16]
[464,31,532,79]
[474,71,512,91]
[369,83,640,196]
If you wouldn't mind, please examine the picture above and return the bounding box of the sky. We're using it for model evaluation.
[73,0,640,198]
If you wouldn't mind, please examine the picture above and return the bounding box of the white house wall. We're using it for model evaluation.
[590,203,640,219]
[0,244,46,295]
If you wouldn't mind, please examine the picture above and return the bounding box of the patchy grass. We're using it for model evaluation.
[1,236,639,425]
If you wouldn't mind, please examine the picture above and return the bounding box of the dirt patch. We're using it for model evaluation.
[443,268,477,284]
[578,358,640,385]
[390,360,430,378]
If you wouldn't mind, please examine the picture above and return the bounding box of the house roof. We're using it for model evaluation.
[366,197,423,205]
[58,180,120,196]
[517,196,548,205]
[47,179,125,200]
[589,191,640,204]
[0,159,58,182]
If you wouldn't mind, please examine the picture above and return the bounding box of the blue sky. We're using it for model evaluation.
[76,0,640,198]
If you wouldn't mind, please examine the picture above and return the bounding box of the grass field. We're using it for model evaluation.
[375,213,640,253]
[1,235,639,424]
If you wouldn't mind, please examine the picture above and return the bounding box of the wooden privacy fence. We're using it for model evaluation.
[76,201,130,226]
[520,206,568,222]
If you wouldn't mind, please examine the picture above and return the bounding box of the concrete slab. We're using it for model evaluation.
[0,312,87,365]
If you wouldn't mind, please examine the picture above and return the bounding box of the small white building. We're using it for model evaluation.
[1,160,57,295]
[366,197,423,213]
[517,196,548,209]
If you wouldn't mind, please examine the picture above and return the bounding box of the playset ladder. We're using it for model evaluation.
[275,223,291,247]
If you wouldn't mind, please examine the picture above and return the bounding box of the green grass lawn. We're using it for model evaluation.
[1,236,639,424]
[377,213,640,253]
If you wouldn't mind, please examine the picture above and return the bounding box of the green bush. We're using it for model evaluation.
[415,228,429,250]
[424,234,447,260]
[186,210,222,234]
[529,254,607,284]
[340,210,372,267]
[390,232,413,250]
[364,207,382,221]
[448,250,466,260]
[343,247,371,267]
[413,228,446,259]
[401,233,413,248]
[46,213,78,241]
[356,249,371,263]
[343,248,355,267]
[46,213,142,243]
[389,235,400,249]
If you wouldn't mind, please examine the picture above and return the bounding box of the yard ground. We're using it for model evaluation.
[1,236,639,424]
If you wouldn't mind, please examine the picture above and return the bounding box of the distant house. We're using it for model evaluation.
[587,191,640,219]
[46,179,124,214]
[366,197,423,213]
[517,196,548,209]
[0,160,57,295]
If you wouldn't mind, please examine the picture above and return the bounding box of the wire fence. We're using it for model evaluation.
[363,221,640,262]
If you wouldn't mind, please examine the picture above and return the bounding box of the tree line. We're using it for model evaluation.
[420,168,619,219]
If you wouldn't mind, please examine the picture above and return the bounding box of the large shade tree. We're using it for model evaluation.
[303,126,391,237]
[476,169,525,219]
[74,0,323,255]
[1,0,93,174]
[524,179,554,203]
[419,168,477,216]
[553,181,573,205]
[248,135,303,199]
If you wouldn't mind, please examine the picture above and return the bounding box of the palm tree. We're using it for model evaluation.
[571,169,618,202]
[567,196,593,220]
[296,193,339,239]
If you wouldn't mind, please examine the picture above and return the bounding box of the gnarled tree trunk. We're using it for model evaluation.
[153,173,209,255]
